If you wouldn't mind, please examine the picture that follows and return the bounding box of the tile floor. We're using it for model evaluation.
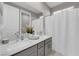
[49,50,63,56]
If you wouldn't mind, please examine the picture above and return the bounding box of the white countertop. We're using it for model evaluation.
[0,35,52,56]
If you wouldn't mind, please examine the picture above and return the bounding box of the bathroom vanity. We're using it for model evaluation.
[0,3,52,56]
[0,35,52,56]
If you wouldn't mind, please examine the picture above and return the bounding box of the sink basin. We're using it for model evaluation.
[28,36,39,40]
[27,34,39,40]
[4,38,30,52]
[23,33,39,40]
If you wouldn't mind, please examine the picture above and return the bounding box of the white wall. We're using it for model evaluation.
[2,4,19,38]
[0,3,2,25]
[32,17,43,35]
[0,3,2,15]
[0,13,2,25]
[45,16,53,35]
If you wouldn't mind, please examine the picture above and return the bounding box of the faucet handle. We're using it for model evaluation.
[21,34,24,40]
[15,32,20,38]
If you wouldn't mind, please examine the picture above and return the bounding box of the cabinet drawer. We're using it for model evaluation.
[13,45,37,56]
[45,37,52,44]
[38,41,44,49]
[45,42,52,56]
[45,44,52,56]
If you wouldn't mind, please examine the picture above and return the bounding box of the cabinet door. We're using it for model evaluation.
[45,43,52,56]
[28,52,37,56]
[45,38,52,56]
[38,47,44,56]
[13,45,37,56]
[38,41,44,56]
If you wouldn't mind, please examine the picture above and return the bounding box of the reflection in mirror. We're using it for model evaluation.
[0,3,2,42]
[21,10,32,34]
[20,10,34,40]
[0,4,20,44]
[0,2,3,26]
[21,13,29,33]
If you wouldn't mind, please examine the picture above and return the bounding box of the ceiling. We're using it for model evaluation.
[25,2,50,16]
[10,2,64,16]
[46,2,63,8]
[12,2,41,14]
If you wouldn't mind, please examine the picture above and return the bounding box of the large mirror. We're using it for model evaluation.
[0,3,32,43]
[20,10,32,34]
[0,3,3,41]
[0,4,20,43]
[0,3,3,26]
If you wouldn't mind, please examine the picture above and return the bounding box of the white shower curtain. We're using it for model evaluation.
[66,9,79,56]
[45,11,67,55]
[44,7,79,55]
[52,8,79,56]
[53,10,67,55]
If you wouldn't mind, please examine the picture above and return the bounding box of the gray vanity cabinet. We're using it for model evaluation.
[28,52,37,56]
[13,45,37,56]
[27,45,37,56]
[13,37,52,56]
[37,41,44,56]
[45,37,52,56]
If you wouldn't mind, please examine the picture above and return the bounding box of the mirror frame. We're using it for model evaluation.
[19,9,32,37]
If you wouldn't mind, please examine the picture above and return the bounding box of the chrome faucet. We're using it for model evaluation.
[21,34,24,40]
[15,32,20,39]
